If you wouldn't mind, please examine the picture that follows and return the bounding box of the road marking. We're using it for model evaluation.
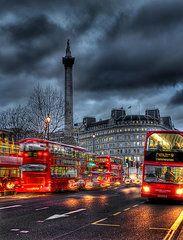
[113,212,121,216]
[46,208,86,221]
[20,230,29,234]
[63,208,86,215]
[46,213,69,220]
[170,211,183,231]
[93,223,120,227]
[11,229,19,231]
[36,207,49,211]
[91,218,108,225]
[51,223,91,239]
[91,217,120,227]
[163,230,174,240]
[163,210,183,240]
[132,204,139,208]
[140,201,146,204]
[123,207,130,211]
[0,205,21,210]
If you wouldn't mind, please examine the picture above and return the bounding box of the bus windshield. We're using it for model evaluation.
[147,133,183,152]
[20,164,46,172]
[144,165,183,184]
[20,143,47,151]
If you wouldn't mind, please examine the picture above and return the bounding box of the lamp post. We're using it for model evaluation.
[92,133,96,153]
[126,158,130,178]
[45,115,51,140]
[136,161,139,177]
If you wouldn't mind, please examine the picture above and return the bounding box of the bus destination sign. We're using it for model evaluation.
[156,152,174,162]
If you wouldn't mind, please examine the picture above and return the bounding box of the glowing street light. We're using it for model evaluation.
[45,115,51,124]
[45,115,51,140]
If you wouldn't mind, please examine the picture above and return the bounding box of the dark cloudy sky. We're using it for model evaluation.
[0,0,182,129]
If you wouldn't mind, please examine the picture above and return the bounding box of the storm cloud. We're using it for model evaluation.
[169,89,183,106]
[0,0,182,129]
[0,14,66,75]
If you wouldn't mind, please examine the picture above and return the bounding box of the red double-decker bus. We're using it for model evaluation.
[17,138,94,192]
[141,130,183,200]
[0,138,22,195]
[84,155,123,190]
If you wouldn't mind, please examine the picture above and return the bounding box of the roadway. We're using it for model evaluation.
[0,186,182,240]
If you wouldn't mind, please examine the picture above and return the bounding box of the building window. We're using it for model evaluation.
[110,150,114,154]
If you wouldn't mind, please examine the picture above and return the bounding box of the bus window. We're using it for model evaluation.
[0,168,10,177]
[20,164,46,172]
[147,133,183,152]
[10,169,20,178]
[20,143,47,152]
[144,165,183,184]
[0,168,19,178]
[50,166,77,178]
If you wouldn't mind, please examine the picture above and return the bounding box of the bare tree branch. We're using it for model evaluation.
[0,84,65,141]
[27,84,64,136]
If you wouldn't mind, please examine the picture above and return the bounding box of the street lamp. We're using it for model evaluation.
[45,115,51,140]
[92,133,96,153]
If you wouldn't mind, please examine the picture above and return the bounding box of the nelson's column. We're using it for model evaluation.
[62,40,75,139]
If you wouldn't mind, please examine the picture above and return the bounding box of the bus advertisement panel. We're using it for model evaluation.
[18,138,94,192]
[141,131,183,200]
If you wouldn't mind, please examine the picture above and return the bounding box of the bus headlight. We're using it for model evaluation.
[68,180,77,190]
[142,185,150,193]
[6,182,15,190]
[114,181,121,186]
[85,181,93,190]
[134,179,141,185]
[176,188,183,195]
[125,179,131,184]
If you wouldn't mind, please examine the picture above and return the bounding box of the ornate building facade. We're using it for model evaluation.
[75,108,174,165]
